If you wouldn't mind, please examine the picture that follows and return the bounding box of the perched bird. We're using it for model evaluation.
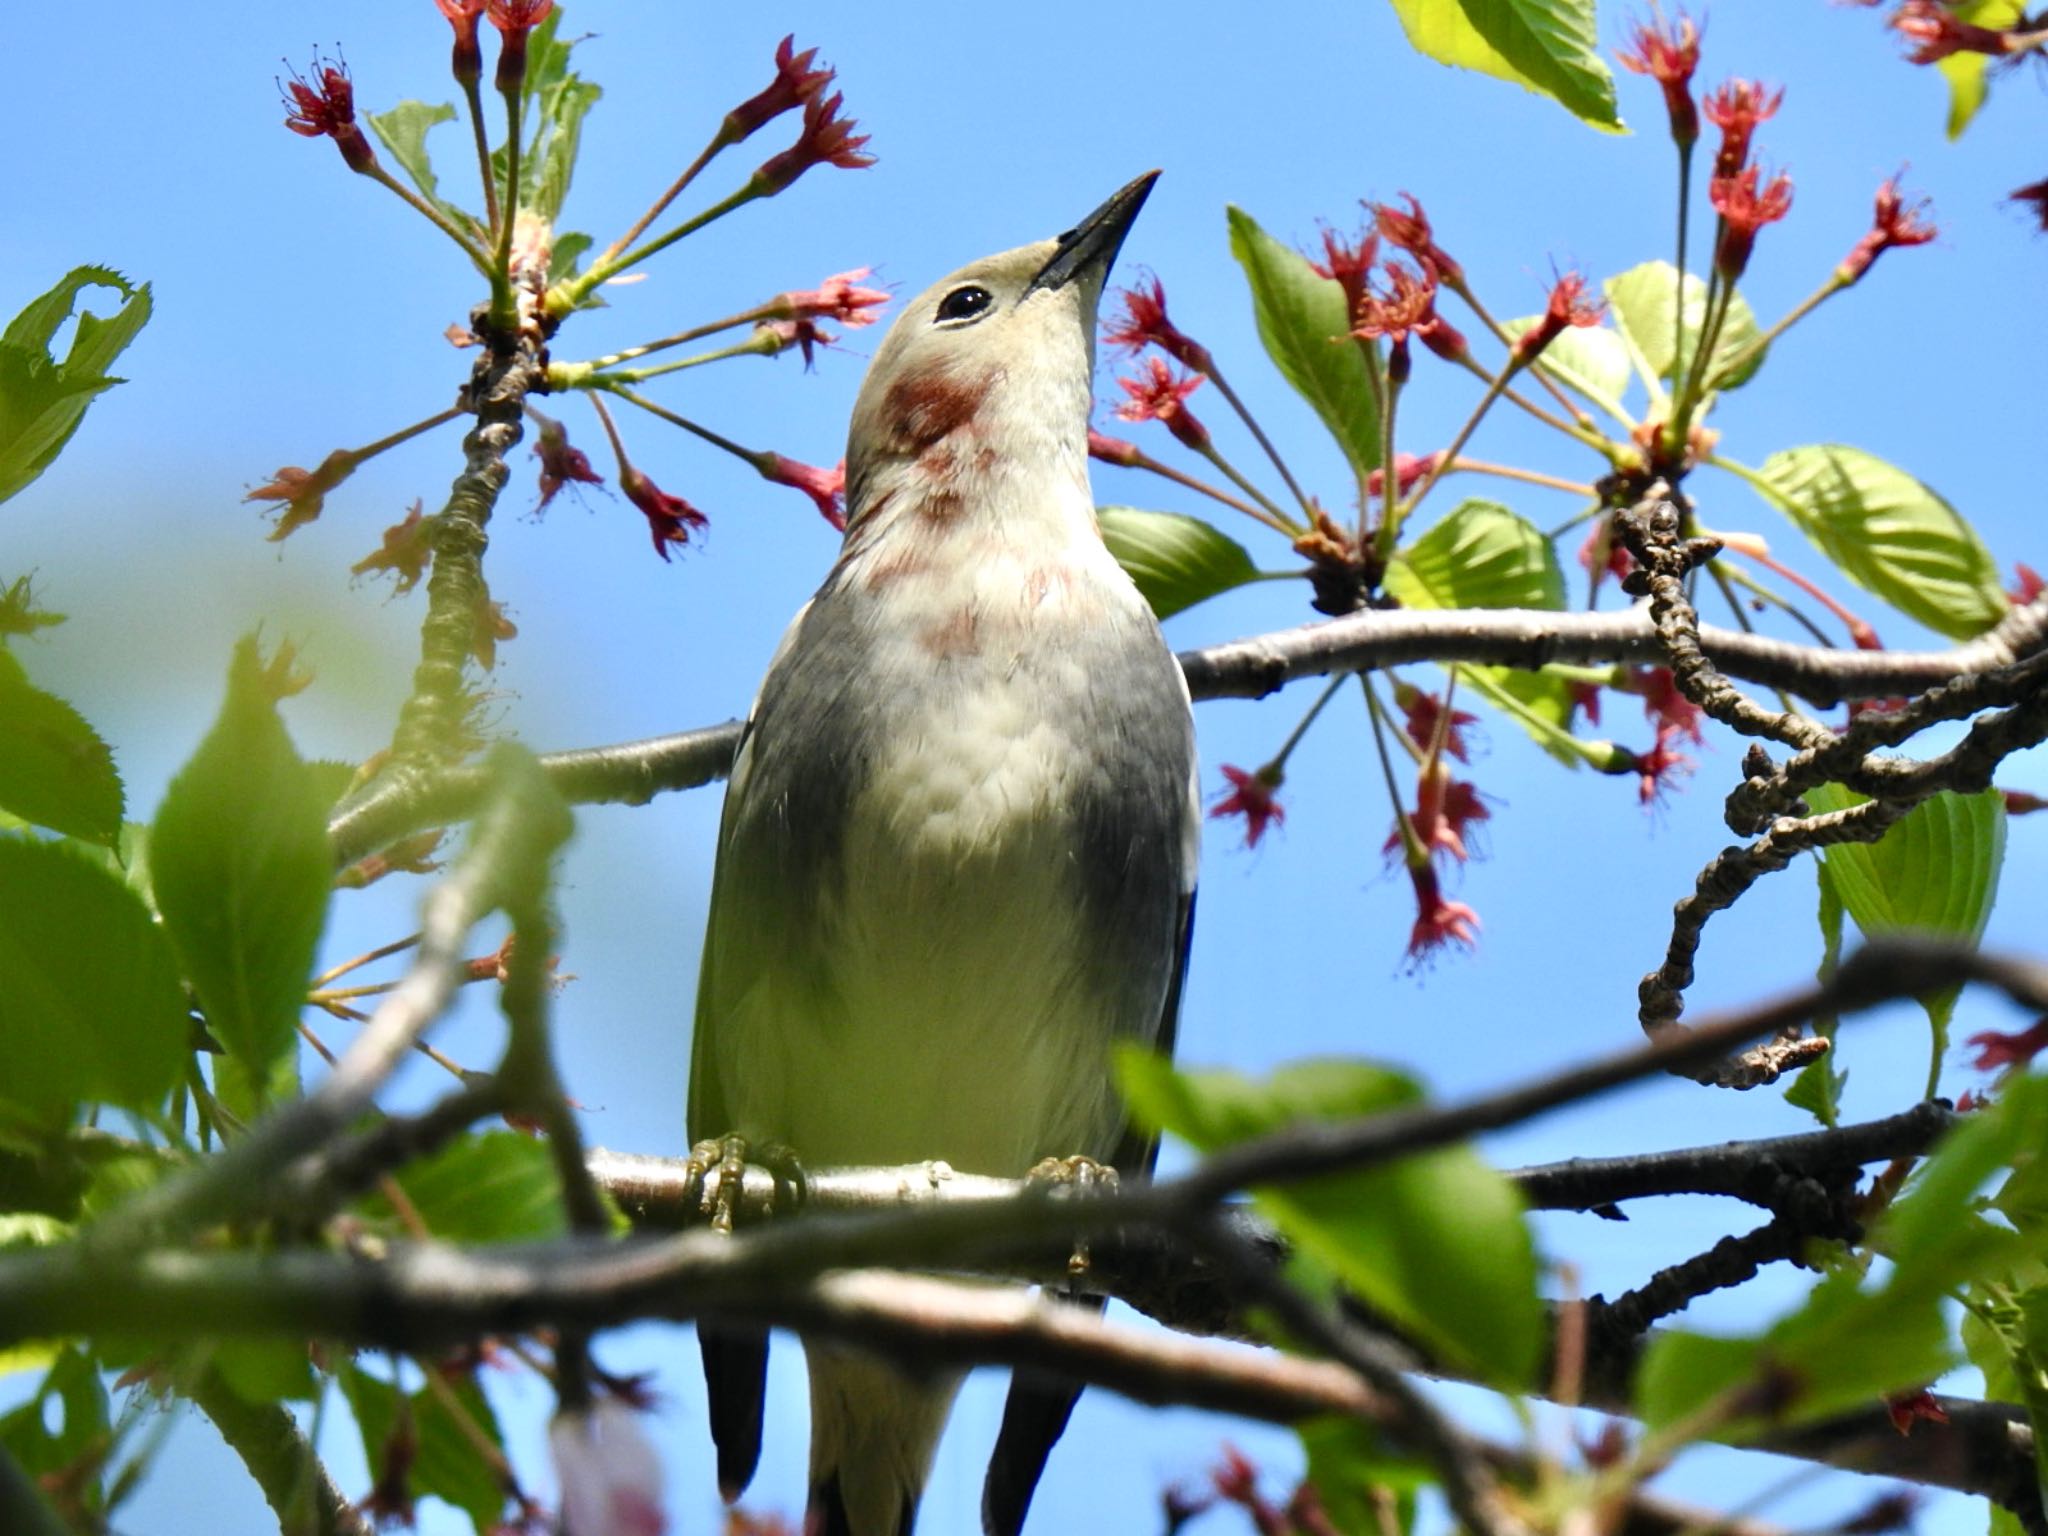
[687,171,1199,1536]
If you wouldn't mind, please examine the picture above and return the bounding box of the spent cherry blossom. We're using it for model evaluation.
[620,467,708,559]
[486,0,554,89]
[773,268,890,327]
[1395,683,1478,762]
[1633,722,1696,805]
[760,454,847,530]
[1407,862,1481,959]
[1617,10,1702,146]
[753,92,875,196]
[1632,666,1706,744]
[1511,270,1606,366]
[351,502,434,593]
[534,414,604,510]
[1365,450,1447,501]
[1372,194,1464,286]
[1211,764,1285,848]
[1386,764,1491,865]
[724,36,835,144]
[1838,175,1937,284]
[1309,225,1379,318]
[280,54,377,174]
[1710,164,1795,278]
[434,0,485,84]
[1701,78,1783,179]
[1086,429,1143,468]
[1891,0,2014,64]
[1967,1018,2048,1072]
[1115,358,1210,452]
[247,449,359,541]
[1103,275,1215,374]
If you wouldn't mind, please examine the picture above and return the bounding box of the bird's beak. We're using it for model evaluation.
[1024,170,1159,296]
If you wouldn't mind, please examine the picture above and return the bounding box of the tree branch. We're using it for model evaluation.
[188,1366,371,1536]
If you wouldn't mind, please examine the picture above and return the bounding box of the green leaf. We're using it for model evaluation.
[1935,1,2023,137]
[1385,0,1621,130]
[1096,507,1261,620]
[1785,873,1847,1126]
[1458,665,1587,769]
[532,77,602,224]
[0,834,189,1127]
[1744,445,2007,639]
[214,1339,318,1404]
[0,574,65,638]
[342,1367,509,1533]
[0,267,151,506]
[367,101,473,232]
[1119,1052,1542,1387]
[1299,1415,1427,1536]
[150,638,332,1102]
[365,1131,570,1243]
[1604,260,1765,395]
[0,1346,110,1514]
[1226,207,1382,482]
[1387,499,1565,612]
[1500,314,1630,417]
[0,646,122,844]
[492,10,597,222]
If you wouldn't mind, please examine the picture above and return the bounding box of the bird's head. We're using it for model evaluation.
[845,172,1157,529]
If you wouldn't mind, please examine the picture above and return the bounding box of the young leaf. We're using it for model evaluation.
[0,834,189,1127]
[0,645,122,844]
[532,77,603,224]
[1386,499,1566,612]
[1119,1051,1543,1388]
[1934,1,2023,137]
[365,1130,573,1243]
[0,266,152,506]
[1604,260,1765,394]
[1225,207,1382,482]
[1744,445,2007,639]
[1385,0,1621,130]
[367,101,470,228]
[150,638,333,1102]
[1096,506,1261,619]
[1499,314,1630,417]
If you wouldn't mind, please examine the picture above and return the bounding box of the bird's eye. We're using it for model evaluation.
[934,285,993,324]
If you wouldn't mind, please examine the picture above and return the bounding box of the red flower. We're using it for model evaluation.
[2012,178,2048,235]
[1838,175,1937,283]
[1617,11,1702,146]
[1967,1018,2048,1072]
[1395,682,1478,762]
[1115,358,1210,451]
[1087,429,1143,468]
[1511,270,1607,366]
[1633,722,1695,805]
[1884,1389,1950,1437]
[2008,562,2044,606]
[485,0,554,90]
[1104,275,1215,374]
[1387,764,1491,865]
[247,449,358,541]
[725,35,836,144]
[620,467,709,560]
[1579,518,1634,588]
[280,55,377,174]
[1701,79,1783,179]
[1309,225,1379,319]
[435,0,485,85]
[1211,764,1285,848]
[1632,667,1705,744]
[1709,164,1794,278]
[1352,259,1462,374]
[533,414,603,510]
[774,267,890,328]
[753,92,876,196]
[1365,450,1447,501]
[760,454,846,530]
[1407,862,1481,959]
[351,501,434,593]
[1891,1,2014,64]
[1373,194,1464,286]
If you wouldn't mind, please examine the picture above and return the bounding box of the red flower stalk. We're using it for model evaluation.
[1395,682,1478,762]
[2010,562,2046,606]
[1891,0,2015,63]
[1632,666,1705,744]
[1967,1018,2048,1072]
[1309,225,1379,319]
[1373,194,1464,287]
[1407,861,1481,959]
[1633,721,1695,805]
[351,501,434,593]
[247,449,359,541]
[1104,275,1215,374]
[434,0,485,86]
[1211,764,1285,848]
[1701,78,1783,179]
[1115,358,1210,452]
[1386,764,1490,865]
[280,55,377,175]
[486,0,554,91]
[1511,271,1607,366]
[1838,174,1937,284]
[1617,11,1702,147]
[772,267,890,327]
[1087,429,1144,467]
[1709,164,1795,278]
[752,92,876,197]
[2013,178,2048,235]
[1365,450,1447,501]
[724,35,836,144]
[534,414,603,510]
[760,453,847,530]
[620,466,709,560]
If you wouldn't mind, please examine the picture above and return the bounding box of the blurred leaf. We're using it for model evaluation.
[1226,206,1382,481]
[0,645,122,844]
[367,101,472,231]
[0,1346,109,1513]
[342,1367,508,1534]
[366,1131,570,1243]
[0,834,188,1127]
[1458,665,1586,769]
[1746,445,2007,639]
[0,574,65,637]
[1119,1052,1542,1387]
[1501,314,1630,416]
[1388,499,1565,611]
[1806,783,2003,1051]
[1785,874,1847,1127]
[150,638,332,1103]
[0,266,151,506]
[1935,1,2022,137]
[1300,1415,1427,1535]
[214,1340,317,1404]
[1096,507,1261,619]
[1385,0,1620,129]
[1605,260,1764,393]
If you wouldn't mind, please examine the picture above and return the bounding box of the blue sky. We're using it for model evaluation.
[6,2,2047,1532]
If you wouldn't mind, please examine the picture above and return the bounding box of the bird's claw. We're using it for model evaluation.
[1027,1155,1118,1279]
[684,1135,807,1235]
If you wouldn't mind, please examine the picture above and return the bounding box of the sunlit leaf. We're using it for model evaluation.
[1097,506,1262,619]
[1387,499,1565,612]
[1604,260,1764,394]
[1500,314,1630,417]
[1384,0,1621,129]
[365,1131,571,1244]
[342,1367,509,1533]
[0,266,151,506]
[0,645,122,844]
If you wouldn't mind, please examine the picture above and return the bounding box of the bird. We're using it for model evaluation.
[685,170,1199,1536]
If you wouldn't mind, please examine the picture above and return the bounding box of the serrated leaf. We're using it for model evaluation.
[1096,506,1260,619]
[1386,0,1620,129]
[532,77,602,223]
[1226,207,1382,482]
[365,1131,570,1243]
[0,267,151,506]
[342,1367,509,1533]
[1604,260,1764,395]
[0,645,122,843]
[492,11,594,221]
[150,638,332,1102]
[1386,499,1565,612]
[0,834,189,1127]
[367,101,474,234]
[1119,1052,1542,1387]
[1500,314,1630,416]
[1745,445,2007,639]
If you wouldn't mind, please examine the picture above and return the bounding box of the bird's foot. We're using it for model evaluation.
[684,1136,808,1235]
[1026,1155,1119,1279]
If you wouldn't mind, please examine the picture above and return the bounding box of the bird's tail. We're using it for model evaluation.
[805,1343,962,1536]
